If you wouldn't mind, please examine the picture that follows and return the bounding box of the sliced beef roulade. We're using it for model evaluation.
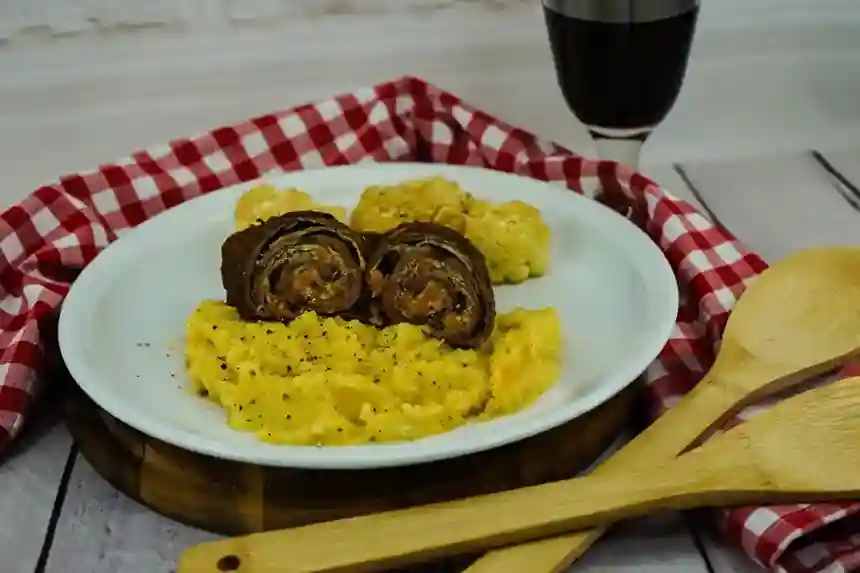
[221,211,366,322]
[365,222,495,349]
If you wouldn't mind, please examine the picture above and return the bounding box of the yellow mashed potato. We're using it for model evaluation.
[234,184,346,230]
[349,176,551,284]
[185,300,561,446]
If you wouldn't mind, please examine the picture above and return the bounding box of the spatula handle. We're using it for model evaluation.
[177,449,756,573]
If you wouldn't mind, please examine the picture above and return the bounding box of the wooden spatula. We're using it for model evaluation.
[461,244,860,573]
[179,375,860,573]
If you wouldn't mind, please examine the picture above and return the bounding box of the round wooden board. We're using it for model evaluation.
[64,382,636,537]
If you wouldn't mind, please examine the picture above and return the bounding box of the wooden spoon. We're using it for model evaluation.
[461,244,860,573]
[179,376,860,573]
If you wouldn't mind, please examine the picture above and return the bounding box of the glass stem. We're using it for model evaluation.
[593,136,644,172]
[588,136,645,215]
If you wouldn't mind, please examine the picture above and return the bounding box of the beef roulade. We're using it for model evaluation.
[365,222,495,349]
[221,211,367,322]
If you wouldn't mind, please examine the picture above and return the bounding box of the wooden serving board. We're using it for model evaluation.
[64,381,636,538]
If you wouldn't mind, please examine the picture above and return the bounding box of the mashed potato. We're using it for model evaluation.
[349,176,551,284]
[185,300,561,445]
[234,184,347,230]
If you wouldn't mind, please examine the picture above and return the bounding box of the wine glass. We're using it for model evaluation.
[542,0,700,210]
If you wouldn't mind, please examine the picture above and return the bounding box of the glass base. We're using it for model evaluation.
[588,125,653,142]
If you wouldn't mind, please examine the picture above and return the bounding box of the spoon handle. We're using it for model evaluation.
[177,443,761,573]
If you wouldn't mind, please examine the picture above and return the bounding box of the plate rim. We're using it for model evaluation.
[58,162,679,469]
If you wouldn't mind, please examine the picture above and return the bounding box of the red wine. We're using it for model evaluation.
[543,0,699,137]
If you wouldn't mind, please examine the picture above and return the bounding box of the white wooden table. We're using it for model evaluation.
[3,2,860,571]
[5,146,860,573]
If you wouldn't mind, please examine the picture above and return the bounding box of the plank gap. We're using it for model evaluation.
[33,445,78,573]
[809,150,860,212]
[672,164,723,226]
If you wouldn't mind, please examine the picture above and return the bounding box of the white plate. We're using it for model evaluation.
[58,163,678,469]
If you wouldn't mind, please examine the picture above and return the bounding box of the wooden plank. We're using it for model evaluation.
[677,152,860,261]
[43,455,217,573]
[643,165,764,573]
[548,166,715,572]
[0,423,74,573]
[695,525,767,573]
[670,153,860,570]
[572,513,710,572]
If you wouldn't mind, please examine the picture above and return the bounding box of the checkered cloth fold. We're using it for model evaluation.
[0,75,858,572]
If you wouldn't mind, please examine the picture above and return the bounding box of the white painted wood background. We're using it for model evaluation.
[2,1,860,572]
[4,0,860,208]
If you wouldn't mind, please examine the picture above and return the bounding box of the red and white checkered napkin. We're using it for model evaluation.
[0,75,858,570]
